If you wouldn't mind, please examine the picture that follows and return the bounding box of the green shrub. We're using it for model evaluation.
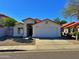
[69,32,79,36]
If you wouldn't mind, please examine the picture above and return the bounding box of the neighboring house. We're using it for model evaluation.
[0,14,14,37]
[61,22,75,36]
[13,18,61,38]
[61,22,79,37]
[0,24,5,37]
[0,24,13,37]
[1,28,13,37]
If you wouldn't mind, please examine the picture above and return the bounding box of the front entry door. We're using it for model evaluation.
[27,24,33,37]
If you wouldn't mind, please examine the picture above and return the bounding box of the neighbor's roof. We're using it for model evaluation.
[0,13,9,18]
[61,22,75,28]
[66,22,79,28]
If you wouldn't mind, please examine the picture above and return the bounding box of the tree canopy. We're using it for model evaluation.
[1,17,17,27]
[63,0,79,19]
[54,17,67,25]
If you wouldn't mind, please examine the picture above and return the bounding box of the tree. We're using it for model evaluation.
[54,17,67,25]
[63,0,79,19]
[60,20,67,25]
[63,0,79,40]
[54,17,61,24]
[2,18,17,27]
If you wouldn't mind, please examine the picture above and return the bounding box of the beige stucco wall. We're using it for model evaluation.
[13,24,24,37]
[32,20,61,38]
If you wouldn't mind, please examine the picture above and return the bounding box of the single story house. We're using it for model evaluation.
[13,18,61,38]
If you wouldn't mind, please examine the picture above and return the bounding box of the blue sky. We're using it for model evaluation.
[0,0,76,22]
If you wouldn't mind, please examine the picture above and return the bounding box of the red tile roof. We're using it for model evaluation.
[66,22,79,28]
[33,18,42,24]
[35,19,42,24]
[61,22,75,28]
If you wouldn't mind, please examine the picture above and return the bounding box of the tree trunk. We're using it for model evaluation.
[76,34,78,40]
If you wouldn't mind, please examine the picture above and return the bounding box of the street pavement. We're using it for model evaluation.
[0,50,79,59]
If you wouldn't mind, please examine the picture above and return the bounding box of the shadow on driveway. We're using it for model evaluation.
[34,36,76,40]
[0,36,33,43]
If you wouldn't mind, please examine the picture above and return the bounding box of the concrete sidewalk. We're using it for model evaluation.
[0,45,79,51]
[0,45,36,50]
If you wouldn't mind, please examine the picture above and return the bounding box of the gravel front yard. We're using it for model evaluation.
[0,38,35,46]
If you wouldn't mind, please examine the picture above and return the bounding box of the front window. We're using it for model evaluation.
[17,28,23,34]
